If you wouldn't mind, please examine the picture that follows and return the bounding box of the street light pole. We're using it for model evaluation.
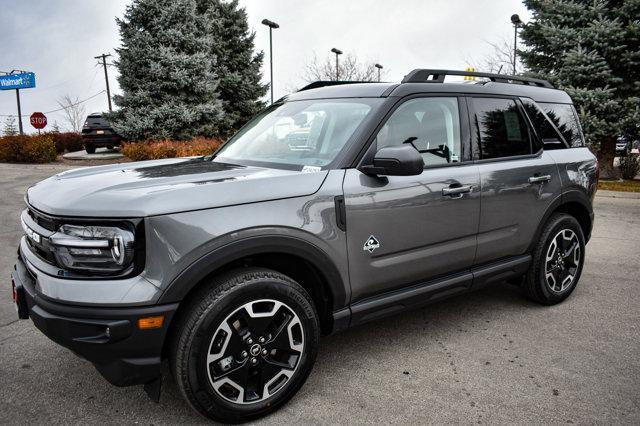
[511,14,522,75]
[261,19,279,105]
[374,63,383,82]
[331,48,343,80]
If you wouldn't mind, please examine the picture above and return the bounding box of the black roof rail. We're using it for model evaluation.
[401,69,554,89]
[298,80,376,92]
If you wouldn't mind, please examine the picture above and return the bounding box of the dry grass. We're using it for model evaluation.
[598,179,640,192]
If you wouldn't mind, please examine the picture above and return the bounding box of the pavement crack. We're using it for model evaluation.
[0,319,20,328]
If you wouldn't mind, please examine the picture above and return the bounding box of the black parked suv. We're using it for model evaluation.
[81,112,121,154]
[12,69,597,422]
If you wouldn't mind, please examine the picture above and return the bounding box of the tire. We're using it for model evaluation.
[85,144,96,154]
[170,268,320,423]
[106,144,114,150]
[523,213,585,305]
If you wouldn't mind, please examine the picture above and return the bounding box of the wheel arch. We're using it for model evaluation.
[158,235,348,337]
[528,190,594,253]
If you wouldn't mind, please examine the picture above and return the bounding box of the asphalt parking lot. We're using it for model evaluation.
[0,162,639,424]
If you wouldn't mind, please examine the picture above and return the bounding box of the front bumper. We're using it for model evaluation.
[11,256,178,387]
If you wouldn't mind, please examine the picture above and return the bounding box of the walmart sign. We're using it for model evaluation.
[0,72,36,90]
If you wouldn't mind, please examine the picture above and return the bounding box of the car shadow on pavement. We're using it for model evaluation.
[42,281,536,423]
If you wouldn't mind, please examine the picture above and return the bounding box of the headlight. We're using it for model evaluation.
[49,224,135,274]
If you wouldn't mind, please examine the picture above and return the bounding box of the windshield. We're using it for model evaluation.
[214,98,381,169]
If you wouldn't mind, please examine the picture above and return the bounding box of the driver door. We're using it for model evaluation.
[344,96,480,305]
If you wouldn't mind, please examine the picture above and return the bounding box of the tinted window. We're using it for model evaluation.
[376,97,462,166]
[473,98,531,159]
[539,103,584,147]
[521,98,565,150]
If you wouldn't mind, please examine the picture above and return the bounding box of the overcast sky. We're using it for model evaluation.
[0,0,531,133]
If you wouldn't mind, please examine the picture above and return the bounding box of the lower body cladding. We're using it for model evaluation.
[11,256,177,395]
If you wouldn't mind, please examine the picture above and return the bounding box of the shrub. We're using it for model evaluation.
[122,137,223,161]
[51,132,83,153]
[0,135,57,163]
[44,131,83,154]
[618,154,640,180]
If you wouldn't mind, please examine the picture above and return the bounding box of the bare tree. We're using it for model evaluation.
[57,94,87,133]
[303,53,386,83]
[466,37,523,75]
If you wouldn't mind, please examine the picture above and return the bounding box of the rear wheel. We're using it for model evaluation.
[523,213,585,304]
[85,144,96,154]
[170,268,319,423]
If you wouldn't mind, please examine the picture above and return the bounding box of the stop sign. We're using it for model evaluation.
[30,112,47,129]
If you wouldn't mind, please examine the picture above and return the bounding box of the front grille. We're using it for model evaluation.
[24,205,60,265]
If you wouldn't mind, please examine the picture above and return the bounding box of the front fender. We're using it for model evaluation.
[157,231,348,308]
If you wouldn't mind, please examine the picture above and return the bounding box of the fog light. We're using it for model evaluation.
[138,316,164,330]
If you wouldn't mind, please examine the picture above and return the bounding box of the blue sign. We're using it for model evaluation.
[0,72,36,90]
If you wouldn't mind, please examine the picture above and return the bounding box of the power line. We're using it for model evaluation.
[0,90,106,117]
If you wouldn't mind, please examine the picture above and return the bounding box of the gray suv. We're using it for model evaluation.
[12,69,597,423]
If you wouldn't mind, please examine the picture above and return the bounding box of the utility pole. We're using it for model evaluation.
[95,53,112,112]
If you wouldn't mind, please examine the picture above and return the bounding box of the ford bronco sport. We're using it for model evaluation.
[12,69,597,423]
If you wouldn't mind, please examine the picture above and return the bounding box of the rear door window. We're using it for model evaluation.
[472,98,532,159]
[538,103,584,147]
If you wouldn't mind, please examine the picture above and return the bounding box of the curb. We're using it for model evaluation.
[596,190,640,199]
[62,148,124,161]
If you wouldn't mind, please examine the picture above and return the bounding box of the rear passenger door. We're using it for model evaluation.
[470,97,562,265]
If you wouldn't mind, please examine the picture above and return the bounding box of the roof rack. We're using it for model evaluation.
[401,69,554,89]
[298,80,375,92]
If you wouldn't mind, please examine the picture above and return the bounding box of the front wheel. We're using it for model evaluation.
[523,213,586,305]
[170,268,320,423]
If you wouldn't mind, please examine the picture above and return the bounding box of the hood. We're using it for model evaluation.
[27,157,328,217]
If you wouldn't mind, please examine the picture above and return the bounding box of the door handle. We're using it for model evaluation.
[528,175,551,184]
[442,185,472,197]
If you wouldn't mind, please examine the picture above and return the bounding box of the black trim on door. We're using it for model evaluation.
[348,254,531,327]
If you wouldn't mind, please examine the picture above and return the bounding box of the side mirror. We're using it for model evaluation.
[360,145,424,176]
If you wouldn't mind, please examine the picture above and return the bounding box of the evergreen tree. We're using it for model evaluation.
[109,0,223,140]
[519,0,640,178]
[198,0,268,136]
[3,116,18,136]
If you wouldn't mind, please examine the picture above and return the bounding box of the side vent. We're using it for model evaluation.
[334,196,346,232]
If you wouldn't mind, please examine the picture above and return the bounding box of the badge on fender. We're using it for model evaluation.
[363,235,380,253]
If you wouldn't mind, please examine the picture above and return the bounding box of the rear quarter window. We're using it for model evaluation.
[538,103,585,147]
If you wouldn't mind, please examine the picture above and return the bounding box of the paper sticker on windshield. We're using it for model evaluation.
[363,235,380,253]
[301,166,322,173]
